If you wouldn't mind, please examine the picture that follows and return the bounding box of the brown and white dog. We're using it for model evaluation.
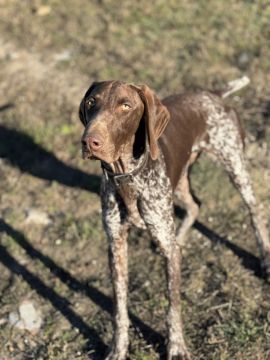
[79,77,270,360]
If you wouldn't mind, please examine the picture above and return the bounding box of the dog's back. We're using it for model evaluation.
[160,91,244,189]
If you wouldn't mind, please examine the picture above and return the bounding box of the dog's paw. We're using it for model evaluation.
[167,352,191,360]
[105,351,124,360]
[167,345,191,360]
[104,345,128,360]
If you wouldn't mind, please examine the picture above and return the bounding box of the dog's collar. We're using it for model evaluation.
[101,150,149,187]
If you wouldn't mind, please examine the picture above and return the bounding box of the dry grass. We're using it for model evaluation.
[0,1,270,359]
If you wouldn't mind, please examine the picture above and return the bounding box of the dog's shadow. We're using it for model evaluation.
[0,123,100,194]
[175,206,262,277]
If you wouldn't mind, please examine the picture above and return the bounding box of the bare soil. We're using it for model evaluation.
[0,1,270,359]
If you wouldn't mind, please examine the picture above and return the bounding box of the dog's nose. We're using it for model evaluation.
[89,135,102,150]
[82,135,103,151]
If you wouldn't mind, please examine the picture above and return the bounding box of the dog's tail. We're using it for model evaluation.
[221,76,250,98]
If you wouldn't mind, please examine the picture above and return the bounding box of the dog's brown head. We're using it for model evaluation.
[79,80,170,164]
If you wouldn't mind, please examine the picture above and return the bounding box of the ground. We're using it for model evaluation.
[0,1,270,359]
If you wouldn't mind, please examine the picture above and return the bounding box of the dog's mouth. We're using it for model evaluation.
[81,138,120,163]
[82,149,116,163]
[82,149,98,160]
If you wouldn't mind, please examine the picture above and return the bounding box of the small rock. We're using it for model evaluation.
[36,5,51,16]
[18,300,42,335]
[25,208,51,225]
[9,300,42,335]
[54,49,72,62]
[55,238,62,245]
[143,280,151,287]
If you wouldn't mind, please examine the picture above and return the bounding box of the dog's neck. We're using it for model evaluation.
[101,133,150,189]
[118,136,145,172]
[106,131,148,174]
[111,117,147,173]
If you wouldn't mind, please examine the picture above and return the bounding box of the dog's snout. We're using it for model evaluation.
[81,134,103,151]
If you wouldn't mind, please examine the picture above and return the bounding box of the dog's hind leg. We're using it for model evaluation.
[205,107,270,278]
[175,152,200,247]
[217,146,270,277]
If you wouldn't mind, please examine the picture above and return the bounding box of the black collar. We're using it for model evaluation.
[101,150,149,187]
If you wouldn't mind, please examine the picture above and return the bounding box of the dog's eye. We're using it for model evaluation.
[86,97,95,109]
[121,103,131,110]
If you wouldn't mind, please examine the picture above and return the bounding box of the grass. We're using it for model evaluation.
[0,0,270,359]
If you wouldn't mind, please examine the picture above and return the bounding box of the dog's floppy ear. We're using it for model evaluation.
[79,82,98,126]
[131,84,170,160]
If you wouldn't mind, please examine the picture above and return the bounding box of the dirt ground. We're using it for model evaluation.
[0,1,270,359]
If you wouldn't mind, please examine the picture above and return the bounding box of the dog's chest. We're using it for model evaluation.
[116,157,172,228]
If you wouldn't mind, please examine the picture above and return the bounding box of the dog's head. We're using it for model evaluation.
[79,80,170,164]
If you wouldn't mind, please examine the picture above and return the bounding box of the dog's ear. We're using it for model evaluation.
[79,82,98,126]
[131,84,170,160]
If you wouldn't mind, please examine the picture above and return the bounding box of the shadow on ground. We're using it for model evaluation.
[0,219,166,359]
[0,116,264,358]
[0,212,263,358]
[175,206,262,278]
[0,124,100,194]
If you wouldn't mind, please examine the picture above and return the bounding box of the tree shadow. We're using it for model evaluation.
[174,205,262,278]
[0,124,101,194]
[0,220,165,359]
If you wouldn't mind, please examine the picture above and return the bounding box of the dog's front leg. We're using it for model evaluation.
[106,228,129,360]
[165,241,191,360]
[140,193,191,360]
[101,184,129,360]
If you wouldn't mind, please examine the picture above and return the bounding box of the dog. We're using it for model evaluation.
[79,77,270,359]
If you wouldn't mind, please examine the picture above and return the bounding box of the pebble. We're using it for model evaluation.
[36,5,51,16]
[8,300,42,335]
[25,208,51,225]
[53,50,72,62]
